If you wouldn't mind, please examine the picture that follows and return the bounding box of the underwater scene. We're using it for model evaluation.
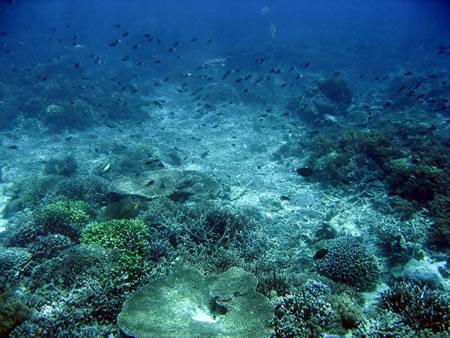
[0,0,449,336]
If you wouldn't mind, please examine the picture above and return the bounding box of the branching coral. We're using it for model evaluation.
[378,281,450,334]
[34,200,92,240]
[81,219,150,278]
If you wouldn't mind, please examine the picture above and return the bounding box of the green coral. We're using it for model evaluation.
[81,219,150,277]
[34,200,92,240]
[314,236,380,291]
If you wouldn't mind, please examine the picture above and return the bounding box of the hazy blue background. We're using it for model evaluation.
[1,0,450,76]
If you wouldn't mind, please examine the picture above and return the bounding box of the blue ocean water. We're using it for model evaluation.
[0,0,449,337]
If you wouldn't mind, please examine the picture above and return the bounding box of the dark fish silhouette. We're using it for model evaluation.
[222,70,231,79]
[296,167,314,177]
[109,39,120,47]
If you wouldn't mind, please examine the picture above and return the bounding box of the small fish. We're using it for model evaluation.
[191,37,198,42]
[122,32,129,37]
[102,162,111,172]
[304,62,310,68]
[153,100,163,108]
[173,41,180,47]
[404,71,412,76]
[132,44,140,49]
[154,59,162,64]
[6,145,18,149]
[120,55,130,61]
[109,39,121,47]
[222,70,231,79]
[255,57,267,64]
[205,39,213,44]
[74,62,80,68]
[113,24,121,28]
[280,195,290,201]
